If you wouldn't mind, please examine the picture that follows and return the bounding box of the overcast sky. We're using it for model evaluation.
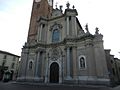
[0,0,120,58]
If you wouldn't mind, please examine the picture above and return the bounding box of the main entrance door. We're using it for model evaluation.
[50,62,59,83]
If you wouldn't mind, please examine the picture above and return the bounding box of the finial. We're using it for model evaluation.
[72,5,75,9]
[55,2,58,9]
[66,1,70,9]
[95,27,99,34]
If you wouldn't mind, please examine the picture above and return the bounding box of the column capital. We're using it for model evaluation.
[65,45,77,50]
[64,46,71,51]
[35,47,46,53]
[72,46,77,49]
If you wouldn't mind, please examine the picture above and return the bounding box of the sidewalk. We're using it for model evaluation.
[113,85,120,90]
[12,81,113,90]
[0,81,113,90]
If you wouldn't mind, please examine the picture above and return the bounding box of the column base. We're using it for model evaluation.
[65,76,72,80]
[63,76,74,84]
[34,77,44,82]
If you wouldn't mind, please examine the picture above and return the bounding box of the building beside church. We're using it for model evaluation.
[105,50,120,85]
[17,0,120,85]
[0,50,20,81]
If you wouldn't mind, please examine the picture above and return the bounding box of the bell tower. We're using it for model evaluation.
[27,0,53,42]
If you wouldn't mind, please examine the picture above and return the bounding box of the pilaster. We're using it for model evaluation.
[66,47,72,80]
[66,17,70,36]
[34,51,40,81]
[71,16,77,36]
[37,24,43,42]
[72,46,77,80]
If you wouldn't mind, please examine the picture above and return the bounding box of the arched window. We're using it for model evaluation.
[52,29,60,42]
[29,61,33,70]
[79,56,86,69]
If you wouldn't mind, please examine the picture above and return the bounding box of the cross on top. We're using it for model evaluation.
[66,2,70,9]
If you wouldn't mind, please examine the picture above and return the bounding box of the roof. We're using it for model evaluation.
[0,50,20,58]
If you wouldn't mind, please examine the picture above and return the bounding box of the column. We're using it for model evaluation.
[17,48,29,80]
[34,51,40,80]
[40,52,44,79]
[45,55,49,83]
[59,56,62,83]
[66,47,72,79]
[72,47,77,80]
[66,17,69,36]
[37,24,43,42]
[24,49,29,80]
[74,17,77,36]
[71,16,77,36]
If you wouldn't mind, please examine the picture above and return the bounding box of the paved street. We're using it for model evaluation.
[0,81,119,90]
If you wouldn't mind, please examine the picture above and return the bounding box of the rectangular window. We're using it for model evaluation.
[11,63,15,69]
[52,29,60,43]
[3,55,7,59]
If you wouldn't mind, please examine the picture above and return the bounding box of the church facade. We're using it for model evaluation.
[17,0,110,85]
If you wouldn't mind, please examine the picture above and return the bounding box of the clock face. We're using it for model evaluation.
[47,0,53,6]
[35,0,41,2]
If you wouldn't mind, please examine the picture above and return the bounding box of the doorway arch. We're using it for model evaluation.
[50,62,59,83]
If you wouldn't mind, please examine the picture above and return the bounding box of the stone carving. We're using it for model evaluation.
[66,2,70,9]
[78,29,85,36]
[95,27,99,34]
[50,22,63,31]
[85,23,90,33]
[51,48,59,61]
[59,5,63,10]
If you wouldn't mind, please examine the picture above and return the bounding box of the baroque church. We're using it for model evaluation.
[17,0,110,85]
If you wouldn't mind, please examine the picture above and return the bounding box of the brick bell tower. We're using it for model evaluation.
[27,0,53,42]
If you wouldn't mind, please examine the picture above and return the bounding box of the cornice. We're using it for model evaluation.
[24,34,95,49]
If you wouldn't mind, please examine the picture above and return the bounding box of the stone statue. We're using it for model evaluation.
[85,23,90,33]
[59,5,63,12]
[60,5,63,10]
[95,27,99,34]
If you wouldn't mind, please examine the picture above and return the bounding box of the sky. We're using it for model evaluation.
[0,0,120,58]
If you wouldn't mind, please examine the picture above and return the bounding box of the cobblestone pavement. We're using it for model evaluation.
[0,81,119,90]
